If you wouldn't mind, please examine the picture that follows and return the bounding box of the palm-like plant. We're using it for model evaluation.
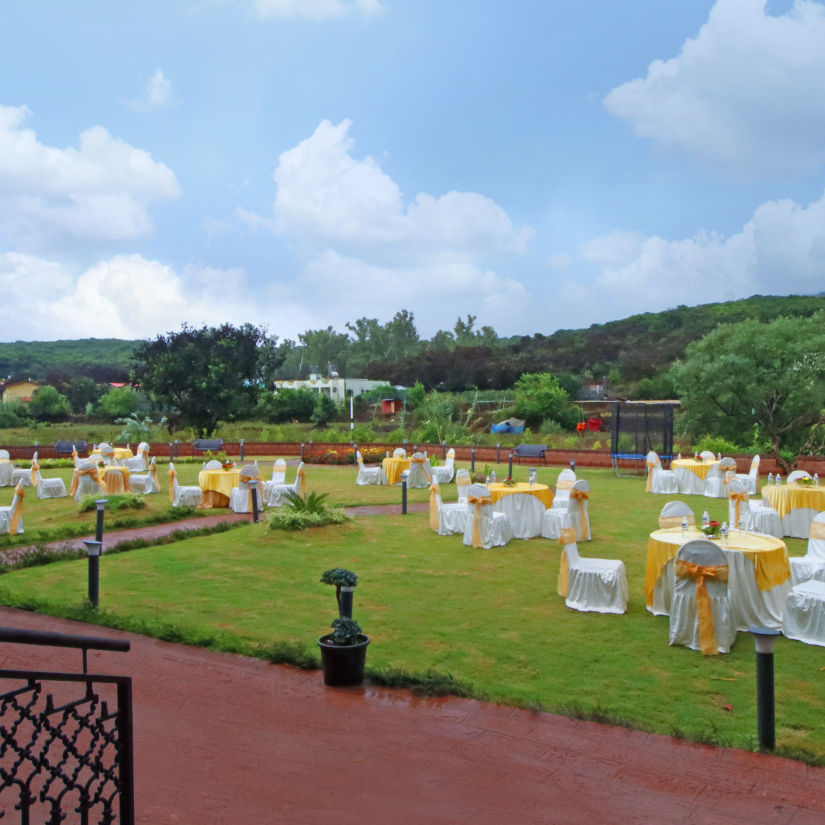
[283,489,330,513]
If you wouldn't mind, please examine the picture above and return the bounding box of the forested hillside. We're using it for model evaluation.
[0,339,139,383]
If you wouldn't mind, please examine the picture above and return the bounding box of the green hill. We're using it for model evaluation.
[0,339,139,383]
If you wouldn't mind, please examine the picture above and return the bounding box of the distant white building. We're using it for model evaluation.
[273,374,385,401]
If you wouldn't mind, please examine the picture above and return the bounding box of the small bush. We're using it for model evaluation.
[79,494,146,513]
[693,435,742,455]
[268,509,350,531]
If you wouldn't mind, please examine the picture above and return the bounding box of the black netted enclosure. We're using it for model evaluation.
[610,401,678,476]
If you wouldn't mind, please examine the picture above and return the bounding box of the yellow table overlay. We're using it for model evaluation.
[382,457,410,486]
[487,482,553,508]
[761,483,825,519]
[670,458,717,481]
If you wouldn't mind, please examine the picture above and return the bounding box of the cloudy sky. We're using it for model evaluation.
[2,0,824,343]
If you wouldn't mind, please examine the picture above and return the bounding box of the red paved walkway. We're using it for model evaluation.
[1,607,824,825]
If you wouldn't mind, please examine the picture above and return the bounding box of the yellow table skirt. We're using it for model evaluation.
[99,466,130,495]
[670,459,716,481]
[645,527,789,606]
[382,457,410,486]
[487,482,553,508]
[199,469,240,507]
[761,483,825,519]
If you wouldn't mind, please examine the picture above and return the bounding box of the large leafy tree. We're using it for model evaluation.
[513,372,577,429]
[670,314,825,467]
[133,324,277,436]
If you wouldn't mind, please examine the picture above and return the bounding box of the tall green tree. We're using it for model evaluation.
[27,385,71,422]
[133,324,274,436]
[513,372,577,430]
[670,314,825,467]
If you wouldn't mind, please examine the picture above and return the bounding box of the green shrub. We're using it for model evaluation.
[693,435,742,455]
[268,509,349,531]
[79,494,146,513]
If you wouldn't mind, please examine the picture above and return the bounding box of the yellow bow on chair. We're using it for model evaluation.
[296,465,306,498]
[674,558,729,655]
[646,459,656,492]
[69,465,105,498]
[729,491,747,529]
[556,527,577,596]
[168,467,177,503]
[8,483,24,534]
[428,484,440,531]
[467,494,493,548]
[411,456,432,482]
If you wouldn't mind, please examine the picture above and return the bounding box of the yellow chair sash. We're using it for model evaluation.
[467,494,493,548]
[151,462,160,491]
[556,480,574,490]
[570,490,589,500]
[411,456,432,481]
[428,484,440,531]
[168,467,177,502]
[8,484,24,534]
[558,549,569,597]
[69,466,104,497]
[297,466,306,498]
[646,459,656,492]
[30,460,40,484]
[674,559,729,656]
[729,491,748,528]
[810,521,825,540]
[456,476,470,487]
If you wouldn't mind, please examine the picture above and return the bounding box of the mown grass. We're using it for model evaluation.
[1,463,822,759]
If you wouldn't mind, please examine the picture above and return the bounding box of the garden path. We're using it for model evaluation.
[1,606,823,825]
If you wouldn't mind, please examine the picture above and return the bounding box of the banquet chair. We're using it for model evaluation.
[557,513,627,614]
[265,462,306,507]
[658,501,695,529]
[98,443,115,466]
[262,459,287,498]
[168,462,203,508]
[551,468,577,509]
[646,451,678,494]
[726,477,781,537]
[70,460,106,502]
[406,452,432,489]
[788,470,813,483]
[11,459,32,488]
[668,539,735,655]
[392,447,406,458]
[462,483,512,549]
[703,460,732,498]
[125,442,150,472]
[493,493,545,539]
[229,465,266,514]
[700,451,717,461]
[790,511,825,586]
[204,459,223,471]
[0,449,12,487]
[735,455,760,496]
[31,455,67,499]
[129,457,161,495]
[428,480,470,536]
[430,448,456,485]
[782,579,825,647]
[355,451,387,486]
[542,479,591,541]
[456,469,471,502]
[0,482,25,534]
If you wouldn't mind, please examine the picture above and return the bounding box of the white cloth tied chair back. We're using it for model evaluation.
[551,469,577,509]
[782,579,825,647]
[702,462,728,498]
[658,501,695,529]
[168,462,203,508]
[668,539,735,655]
[229,465,265,513]
[265,461,306,507]
[125,442,150,472]
[735,455,760,496]
[0,450,12,487]
[430,448,456,484]
[392,447,406,458]
[493,493,546,539]
[355,451,387,486]
[788,470,813,483]
[455,469,471,502]
[98,443,115,466]
[0,482,25,534]
[129,457,161,495]
[11,459,32,488]
[428,480,470,536]
[461,483,512,549]
[726,477,781,537]
[70,460,105,502]
[406,452,432,489]
[700,451,717,461]
[789,511,825,586]
[262,459,287,498]
[204,459,223,470]
[646,451,679,494]
[31,454,67,499]
[541,478,590,541]
[556,513,627,614]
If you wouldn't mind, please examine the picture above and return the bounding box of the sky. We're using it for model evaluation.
[2,0,825,344]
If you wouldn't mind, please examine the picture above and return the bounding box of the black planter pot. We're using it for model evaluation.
[317,634,370,686]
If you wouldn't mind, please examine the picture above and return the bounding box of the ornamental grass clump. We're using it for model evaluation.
[268,490,350,531]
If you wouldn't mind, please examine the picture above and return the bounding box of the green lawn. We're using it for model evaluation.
[1,462,822,759]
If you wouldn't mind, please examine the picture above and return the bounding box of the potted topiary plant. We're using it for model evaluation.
[317,568,369,686]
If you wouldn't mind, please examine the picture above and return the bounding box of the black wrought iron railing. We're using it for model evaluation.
[0,626,134,825]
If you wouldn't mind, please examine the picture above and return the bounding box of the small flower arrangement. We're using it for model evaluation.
[503,477,516,487]
[796,476,815,486]
[700,520,722,537]
[222,460,234,470]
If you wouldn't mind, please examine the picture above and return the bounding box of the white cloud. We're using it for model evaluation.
[248,0,383,21]
[127,69,175,111]
[0,105,180,252]
[604,0,825,177]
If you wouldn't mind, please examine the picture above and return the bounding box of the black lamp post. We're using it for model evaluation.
[240,439,245,461]
[508,451,514,479]
[95,499,107,543]
[249,479,259,523]
[401,470,409,515]
[749,627,780,750]
[83,540,102,608]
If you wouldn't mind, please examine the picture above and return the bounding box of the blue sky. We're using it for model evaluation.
[2,0,824,343]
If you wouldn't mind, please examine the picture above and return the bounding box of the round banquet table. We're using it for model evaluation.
[761,483,825,538]
[645,527,790,630]
[91,447,133,464]
[198,468,240,508]
[382,456,410,486]
[487,482,553,509]
[670,458,716,495]
[98,465,130,495]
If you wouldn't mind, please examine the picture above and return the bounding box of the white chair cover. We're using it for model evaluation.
[462,483,512,549]
[668,540,736,655]
[783,579,825,647]
[0,455,12,487]
[98,443,115,466]
[204,459,223,470]
[551,469,577,509]
[229,465,265,513]
[355,451,387,486]
[727,477,782,537]
[169,462,203,508]
[455,469,471,501]
[72,460,105,502]
[430,448,455,484]
[557,513,627,614]
[262,459,287,497]
[790,511,825,586]
[32,459,67,499]
[700,451,717,461]
[11,460,32,487]
[428,480,469,536]
[125,442,150,472]
[735,455,760,496]
[265,462,306,507]
[658,501,695,529]
[788,470,813,483]
[702,463,727,498]
[0,483,24,534]
[493,493,545,539]
[392,447,406,458]
[406,452,432,489]
[646,451,679,494]
[128,457,161,495]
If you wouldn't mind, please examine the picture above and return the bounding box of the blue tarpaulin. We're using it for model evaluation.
[491,417,526,434]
